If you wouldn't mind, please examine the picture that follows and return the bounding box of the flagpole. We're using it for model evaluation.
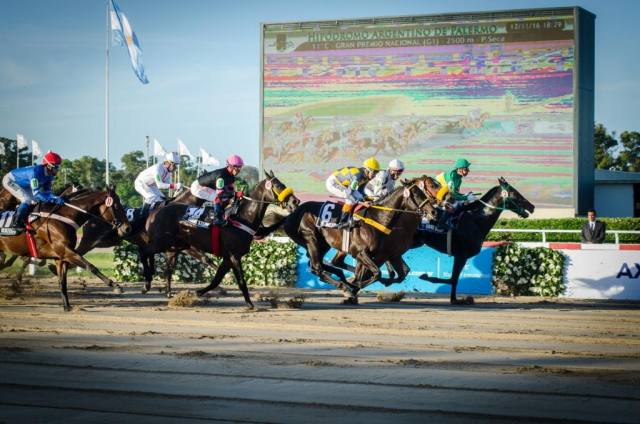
[16,141,19,169]
[105,0,110,186]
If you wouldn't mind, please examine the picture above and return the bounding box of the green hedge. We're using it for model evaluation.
[487,218,640,243]
[113,239,298,287]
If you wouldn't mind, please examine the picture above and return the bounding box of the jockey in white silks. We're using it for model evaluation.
[364,159,405,201]
[134,152,182,212]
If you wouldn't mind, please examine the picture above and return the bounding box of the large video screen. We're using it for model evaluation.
[262,12,575,210]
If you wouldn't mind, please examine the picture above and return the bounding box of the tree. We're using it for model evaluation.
[617,131,640,172]
[594,123,617,170]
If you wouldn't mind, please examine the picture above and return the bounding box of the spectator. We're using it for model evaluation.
[581,209,606,243]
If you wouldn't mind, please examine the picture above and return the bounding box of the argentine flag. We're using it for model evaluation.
[110,0,149,84]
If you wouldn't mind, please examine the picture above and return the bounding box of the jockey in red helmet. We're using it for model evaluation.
[2,150,64,230]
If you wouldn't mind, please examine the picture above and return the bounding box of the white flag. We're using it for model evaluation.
[16,133,27,149]
[199,148,220,166]
[177,138,194,160]
[32,140,42,157]
[153,139,167,156]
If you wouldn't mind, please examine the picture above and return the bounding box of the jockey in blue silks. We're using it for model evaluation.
[2,150,64,229]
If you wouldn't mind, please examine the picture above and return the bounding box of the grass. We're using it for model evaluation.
[0,251,116,279]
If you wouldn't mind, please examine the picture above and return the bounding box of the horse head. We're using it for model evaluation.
[399,177,436,219]
[261,170,300,213]
[78,185,132,237]
[490,177,535,218]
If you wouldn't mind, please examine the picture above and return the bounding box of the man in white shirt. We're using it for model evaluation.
[134,152,182,211]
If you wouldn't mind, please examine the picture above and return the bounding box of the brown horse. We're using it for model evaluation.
[414,177,535,304]
[144,171,299,307]
[329,176,441,294]
[0,187,131,310]
[280,177,437,302]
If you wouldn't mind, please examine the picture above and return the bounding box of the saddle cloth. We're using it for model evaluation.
[315,201,342,228]
[181,206,212,228]
[0,210,16,228]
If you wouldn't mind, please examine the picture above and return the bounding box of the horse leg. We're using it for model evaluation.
[418,255,472,305]
[229,254,254,309]
[380,257,410,286]
[197,257,231,297]
[307,243,356,297]
[55,259,71,311]
[140,246,155,294]
[352,251,381,289]
[58,246,122,294]
[449,255,472,305]
[15,257,31,284]
[328,250,355,273]
[163,252,178,297]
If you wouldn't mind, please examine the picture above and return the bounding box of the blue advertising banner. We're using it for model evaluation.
[296,245,496,295]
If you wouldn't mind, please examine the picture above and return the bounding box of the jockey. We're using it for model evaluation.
[2,150,64,230]
[434,158,475,229]
[134,152,181,214]
[325,157,380,229]
[364,158,405,201]
[190,154,244,226]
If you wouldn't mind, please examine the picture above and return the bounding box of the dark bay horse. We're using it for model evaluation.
[281,177,437,302]
[144,171,299,308]
[414,177,535,304]
[0,187,131,310]
[72,187,205,294]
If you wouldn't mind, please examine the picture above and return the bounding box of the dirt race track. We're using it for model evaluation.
[0,277,639,424]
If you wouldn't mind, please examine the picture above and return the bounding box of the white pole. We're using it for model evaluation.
[16,141,19,169]
[105,0,110,186]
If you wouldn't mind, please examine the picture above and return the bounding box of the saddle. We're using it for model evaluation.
[181,202,240,229]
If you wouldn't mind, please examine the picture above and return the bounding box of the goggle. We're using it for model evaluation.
[47,164,60,171]
[390,169,404,175]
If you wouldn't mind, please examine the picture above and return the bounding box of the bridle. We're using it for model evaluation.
[476,184,528,217]
[243,178,295,208]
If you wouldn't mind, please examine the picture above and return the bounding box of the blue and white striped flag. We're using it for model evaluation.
[110,0,149,84]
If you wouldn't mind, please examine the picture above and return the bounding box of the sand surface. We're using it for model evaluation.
[1,277,639,423]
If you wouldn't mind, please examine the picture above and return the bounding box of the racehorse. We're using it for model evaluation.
[0,187,131,310]
[414,177,535,304]
[0,185,81,280]
[144,171,299,307]
[281,176,437,302]
[71,187,205,295]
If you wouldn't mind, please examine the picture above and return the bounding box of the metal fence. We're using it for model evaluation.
[490,229,640,244]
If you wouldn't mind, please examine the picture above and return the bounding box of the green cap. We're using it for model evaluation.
[454,158,471,169]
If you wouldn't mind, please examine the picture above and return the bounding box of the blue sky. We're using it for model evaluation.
[1,0,638,167]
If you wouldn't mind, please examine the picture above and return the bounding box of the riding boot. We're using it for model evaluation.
[12,202,30,229]
[336,211,353,229]
[211,203,226,226]
[140,203,151,221]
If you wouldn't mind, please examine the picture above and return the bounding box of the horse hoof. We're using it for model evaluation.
[465,296,475,305]
[113,285,123,294]
[341,297,359,305]
[418,273,430,281]
[63,306,72,312]
[141,287,149,294]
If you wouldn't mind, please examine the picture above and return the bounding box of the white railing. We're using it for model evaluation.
[490,229,640,245]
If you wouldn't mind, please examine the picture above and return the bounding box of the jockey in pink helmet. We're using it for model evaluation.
[190,154,245,226]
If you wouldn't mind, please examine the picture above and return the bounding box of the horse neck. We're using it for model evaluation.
[233,187,271,229]
[366,188,408,228]
[473,189,505,237]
